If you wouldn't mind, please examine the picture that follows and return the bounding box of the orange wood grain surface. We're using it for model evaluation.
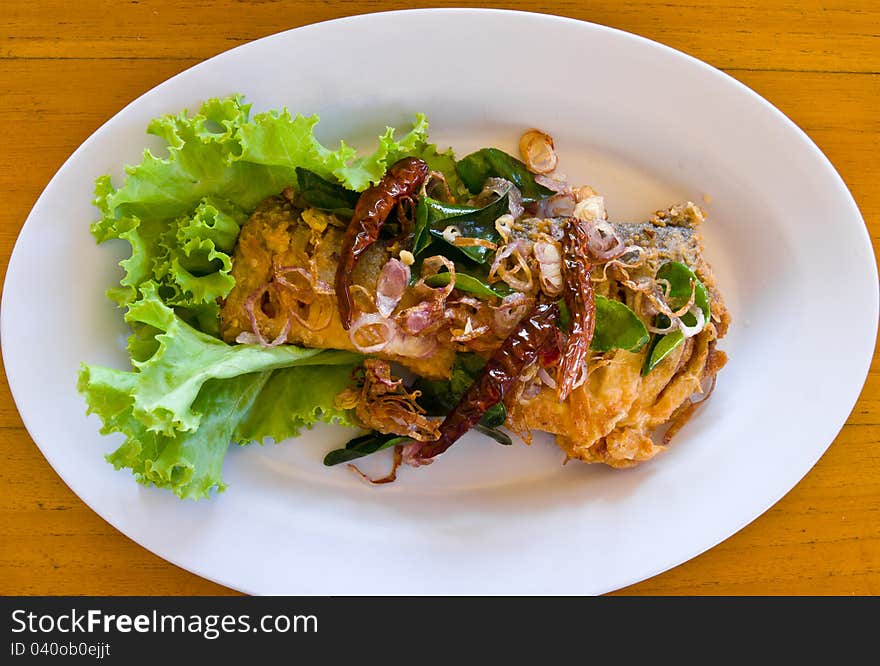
[1,0,878,595]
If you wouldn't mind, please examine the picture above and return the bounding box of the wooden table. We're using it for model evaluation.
[1,0,878,596]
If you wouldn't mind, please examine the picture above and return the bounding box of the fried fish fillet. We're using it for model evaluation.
[219,195,456,379]
[222,193,727,469]
[507,202,729,467]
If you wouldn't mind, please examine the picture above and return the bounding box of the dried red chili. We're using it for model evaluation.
[415,301,560,460]
[556,217,596,401]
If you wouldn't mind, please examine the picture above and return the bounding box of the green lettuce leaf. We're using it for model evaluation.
[150,198,245,333]
[238,109,418,191]
[78,286,361,499]
[233,364,357,445]
[97,96,292,222]
[82,364,357,500]
[83,368,267,500]
[118,282,356,435]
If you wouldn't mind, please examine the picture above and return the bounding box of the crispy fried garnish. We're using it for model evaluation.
[339,359,440,442]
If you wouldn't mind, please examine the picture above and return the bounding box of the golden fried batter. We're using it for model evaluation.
[507,203,729,468]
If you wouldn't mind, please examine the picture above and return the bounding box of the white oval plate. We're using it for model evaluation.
[3,9,877,595]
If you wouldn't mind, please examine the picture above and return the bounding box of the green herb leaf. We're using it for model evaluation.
[473,424,513,445]
[592,295,650,352]
[557,296,648,352]
[295,167,359,217]
[642,323,685,376]
[323,432,410,466]
[455,148,554,203]
[415,353,480,415]
[426,231,490,264]
[656,261,711,318]
[423,272,506,299]
[413,193,509,263]
[480,402,507,429]
[413,196,433,256]
[642,262,712,375]
[421,198,483,220]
